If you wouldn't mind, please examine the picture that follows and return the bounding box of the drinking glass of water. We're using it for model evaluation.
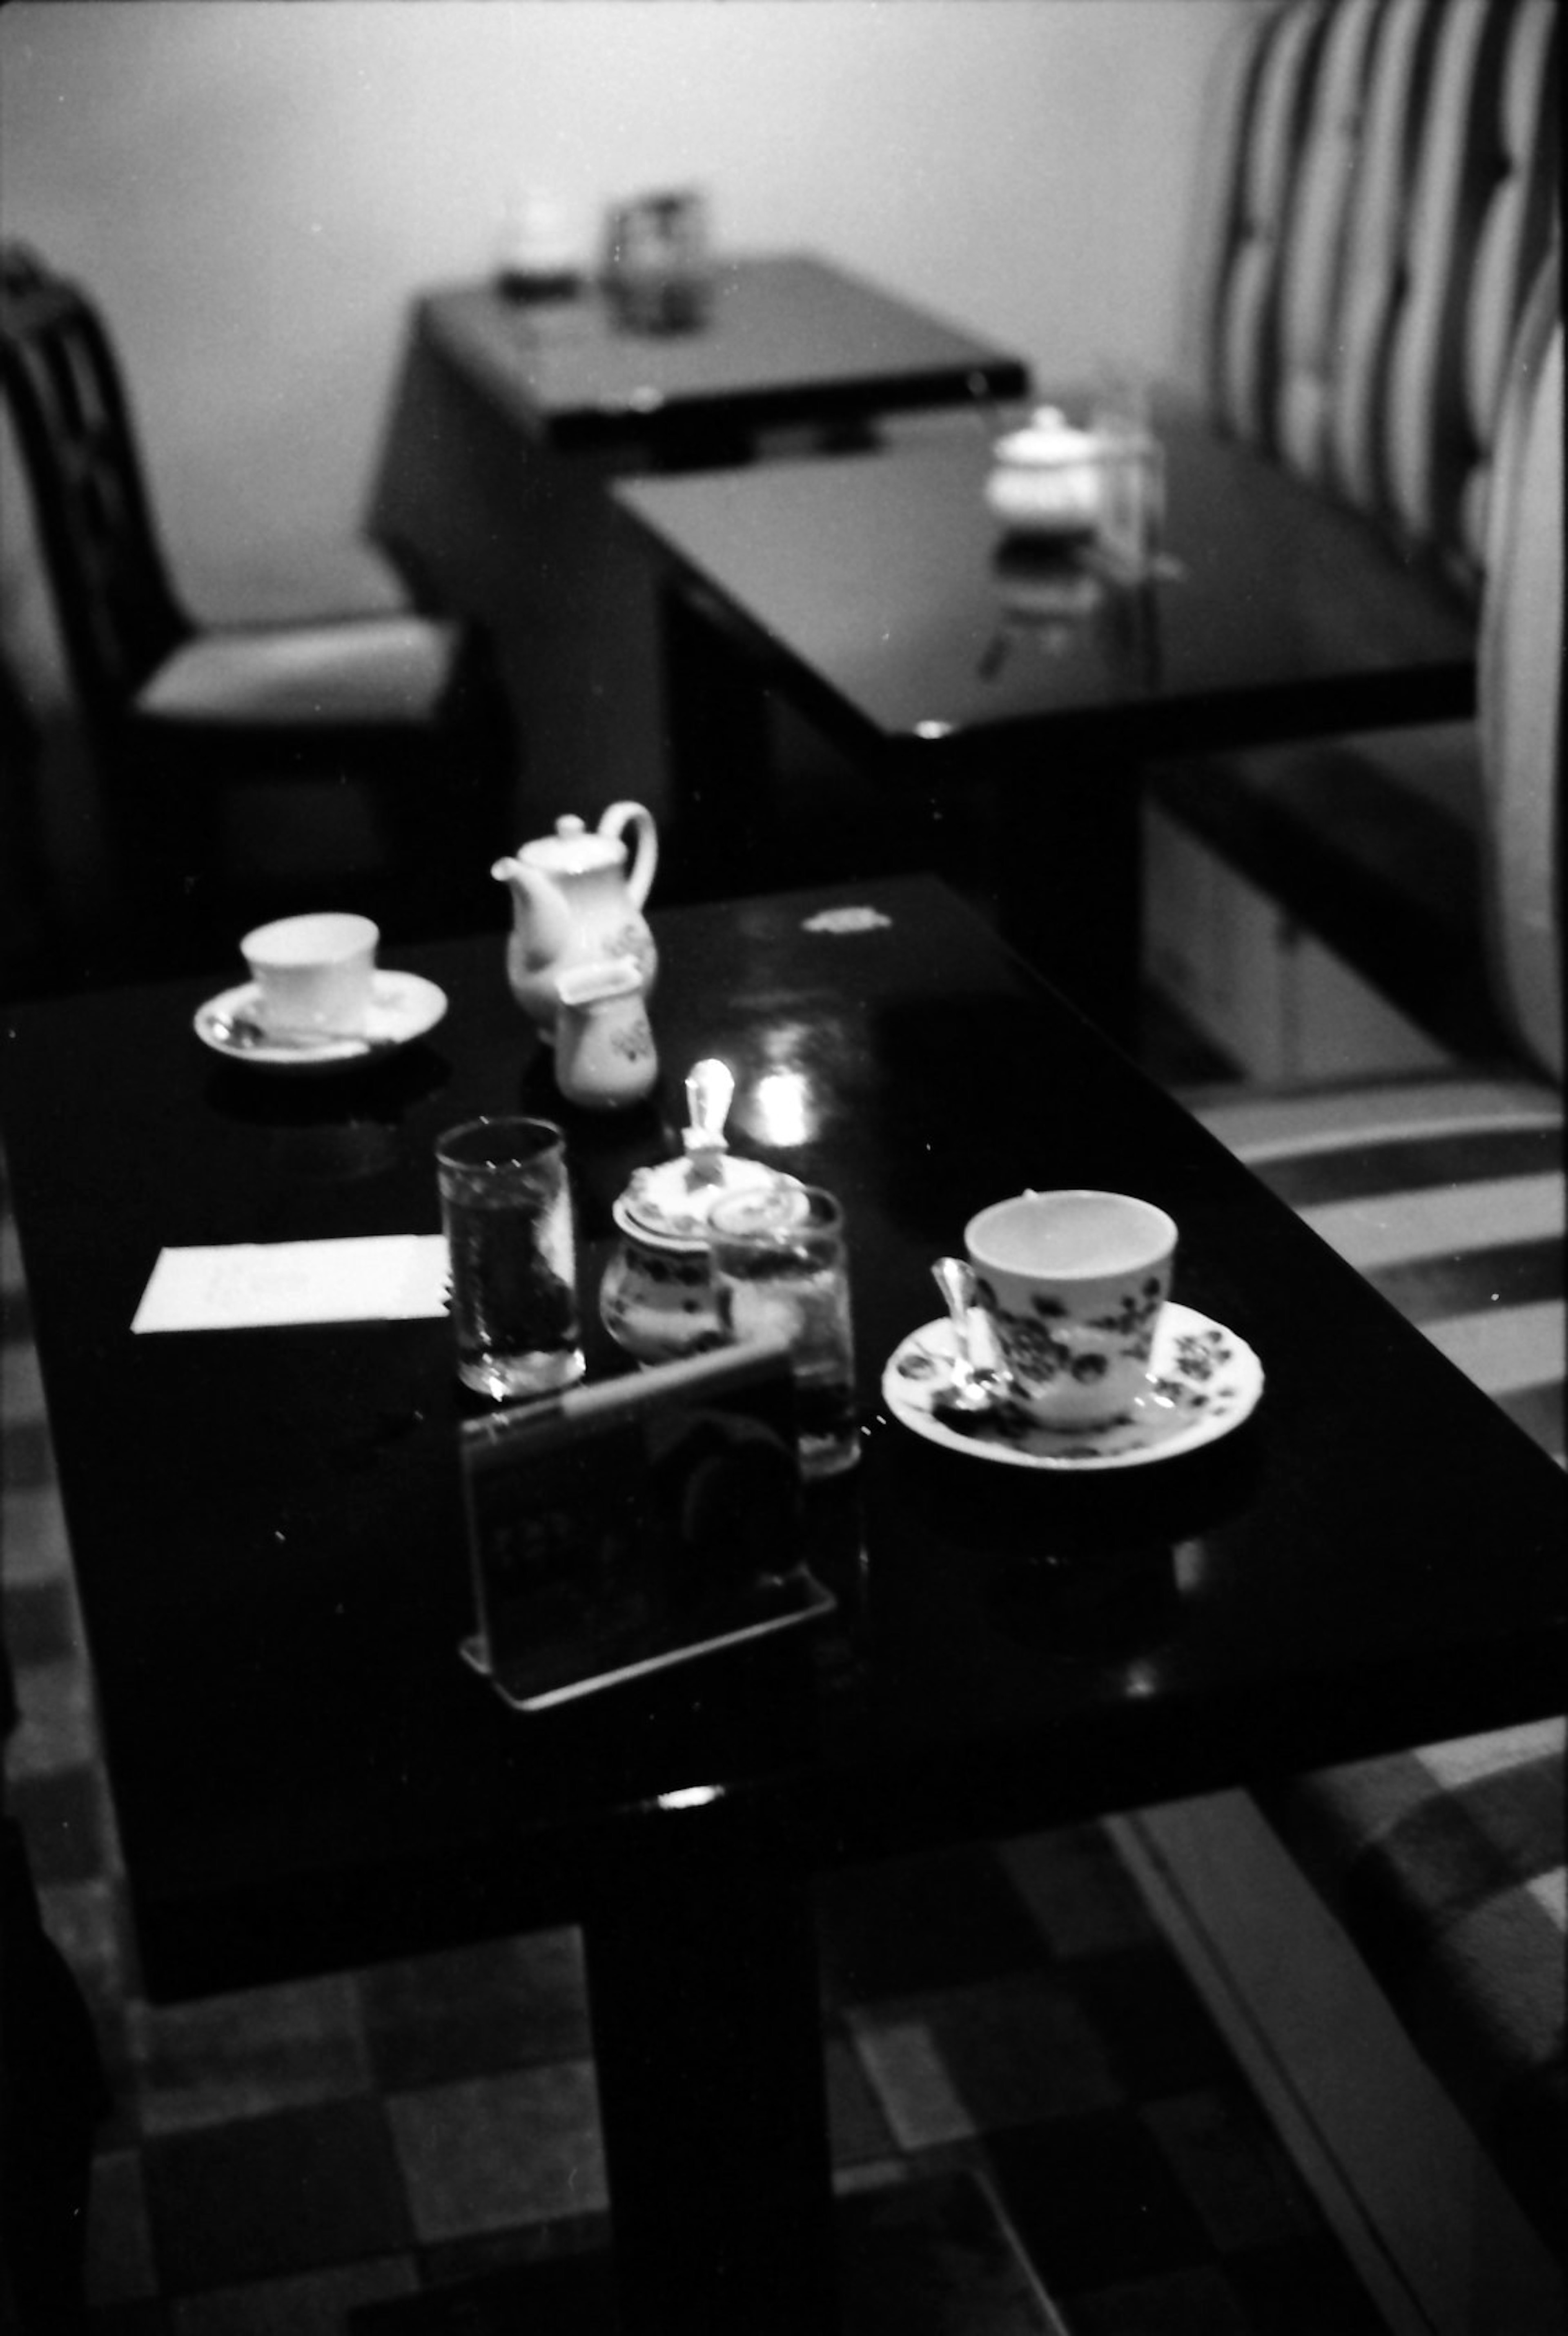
[436,1117,584,1401]
[706,1183,858,1479]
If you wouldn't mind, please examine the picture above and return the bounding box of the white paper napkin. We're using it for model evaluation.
[132,1236,450,1333]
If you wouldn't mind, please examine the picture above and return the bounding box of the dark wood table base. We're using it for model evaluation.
[583,1853,840,2332]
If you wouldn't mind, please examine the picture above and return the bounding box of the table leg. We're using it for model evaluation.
[583,1842,841,2336]
[992,759,1144,1048]
[657,581,778,901]
[655,573,1145,1047]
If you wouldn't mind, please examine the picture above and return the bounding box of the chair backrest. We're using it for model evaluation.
[0,245,189,730]
[1206,0,1560,599]
[1477,250,1562,1085]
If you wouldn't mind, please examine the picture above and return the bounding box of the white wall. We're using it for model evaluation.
[0,1,1245,612]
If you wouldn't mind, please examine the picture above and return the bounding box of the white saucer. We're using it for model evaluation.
[194,971,448,1072]
[882,1303,1263,1471]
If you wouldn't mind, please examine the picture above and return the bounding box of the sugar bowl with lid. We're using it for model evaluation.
[598,1059,800,1365]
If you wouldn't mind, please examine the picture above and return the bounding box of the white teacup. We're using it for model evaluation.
[240,912,379,1038]
[965,1189,1176,1428]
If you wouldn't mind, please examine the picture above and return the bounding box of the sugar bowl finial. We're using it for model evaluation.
[682,1058,734,1185]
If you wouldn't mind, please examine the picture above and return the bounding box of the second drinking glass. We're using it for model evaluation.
[706,1183,858,1479]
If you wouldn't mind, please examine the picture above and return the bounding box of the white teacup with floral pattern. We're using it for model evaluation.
[964,1189,1176,1428]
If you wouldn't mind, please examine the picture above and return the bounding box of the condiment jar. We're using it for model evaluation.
[597,1057,799,1364]
[984,405,1105,539]
[599,1151,800,1364]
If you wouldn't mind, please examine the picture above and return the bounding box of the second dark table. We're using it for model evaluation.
[368,251,1031,821]
[615,414,1477,1032]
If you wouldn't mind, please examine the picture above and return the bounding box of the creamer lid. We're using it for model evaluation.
[992,406,1101,469]
[520,814,624,877]
[612,1153,798,1250]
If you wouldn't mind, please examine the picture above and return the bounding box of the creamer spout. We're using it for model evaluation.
[494,856,572,973]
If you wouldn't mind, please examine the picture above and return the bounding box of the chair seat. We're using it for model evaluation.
[135,614,461,730]
[1196,1075,1563,1448]
[1196,1072,1565,2256]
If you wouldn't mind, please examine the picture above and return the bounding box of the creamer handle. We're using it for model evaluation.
[601,801,658,910]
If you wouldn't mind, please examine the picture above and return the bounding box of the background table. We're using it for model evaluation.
[407,254,1030,456]
[3,876,1560,2332]
[367,252,1030,827]
[615,417,1477,1034]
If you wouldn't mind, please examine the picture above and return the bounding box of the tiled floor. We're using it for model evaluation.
[1,1131,1394,2336]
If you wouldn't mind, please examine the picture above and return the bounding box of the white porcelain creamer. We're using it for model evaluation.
[493,802,657,1039]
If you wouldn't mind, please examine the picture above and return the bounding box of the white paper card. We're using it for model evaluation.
[132,1236,450,1333]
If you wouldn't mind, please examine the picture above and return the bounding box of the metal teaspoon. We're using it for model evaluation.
[931,1256,1008,1412]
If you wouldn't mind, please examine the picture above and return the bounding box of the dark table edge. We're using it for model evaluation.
[418,258,1032,455]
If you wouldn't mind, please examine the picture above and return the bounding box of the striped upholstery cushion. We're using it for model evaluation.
[1274,0,1389,481]
[1380,0,1559,583]
[1209,0,1333,453]
[1215,1081,1565,1453]
[1207,0,1560,595]
[1479,276,1564,1085]
[1196,1078,1565,2254]
[1187,29,1563,2255]
[1321,0,1448,516]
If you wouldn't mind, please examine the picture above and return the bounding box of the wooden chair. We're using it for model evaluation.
[0,245,519,971]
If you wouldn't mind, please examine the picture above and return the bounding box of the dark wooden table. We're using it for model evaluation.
[614,415,1478,1035]
[367,252,1030,821]
[412,252,1029,457]
[3,876,1561,2333]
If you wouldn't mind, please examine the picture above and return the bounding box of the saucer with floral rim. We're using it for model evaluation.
[882,1302,1263,1471]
